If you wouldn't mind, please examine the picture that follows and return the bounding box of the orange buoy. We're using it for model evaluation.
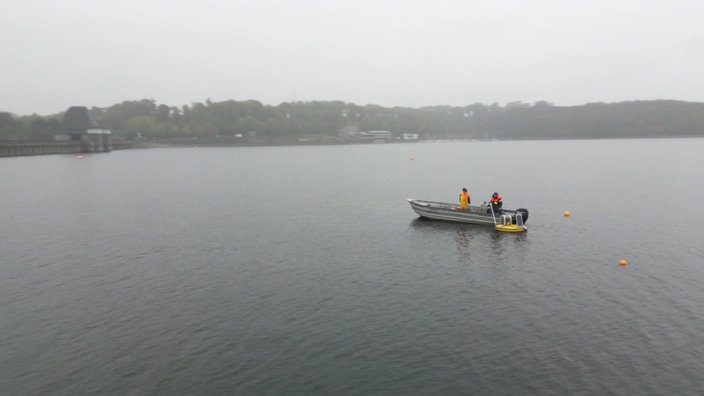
[619,259,628,266]
[563,211,570,217]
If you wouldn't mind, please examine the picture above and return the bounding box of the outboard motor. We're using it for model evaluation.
[512,208,529,224]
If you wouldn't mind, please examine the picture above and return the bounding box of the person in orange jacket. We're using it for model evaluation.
[490,192,503,214]
[459,188,471,209]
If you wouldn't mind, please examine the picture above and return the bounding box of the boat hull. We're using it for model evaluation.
[407,198,528,227]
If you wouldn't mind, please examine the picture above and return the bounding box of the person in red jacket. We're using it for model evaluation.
[490,192,503,214]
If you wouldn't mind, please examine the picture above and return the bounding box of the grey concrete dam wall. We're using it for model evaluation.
[0,141,82,157]
[0,136,110,157]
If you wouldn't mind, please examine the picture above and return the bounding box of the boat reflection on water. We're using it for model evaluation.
[409,217,529,241]
[409,217,487,235]
[408,217,528,267]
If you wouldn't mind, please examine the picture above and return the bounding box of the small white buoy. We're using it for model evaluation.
[77,155,84,159]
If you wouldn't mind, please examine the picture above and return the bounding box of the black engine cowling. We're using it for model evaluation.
[512,208,529,224]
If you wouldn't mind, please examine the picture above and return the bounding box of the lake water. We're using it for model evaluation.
[1,139,703,395]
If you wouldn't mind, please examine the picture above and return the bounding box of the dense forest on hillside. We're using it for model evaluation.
[2,99,704,142]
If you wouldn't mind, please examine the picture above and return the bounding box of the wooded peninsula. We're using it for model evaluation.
[2,99,703,144]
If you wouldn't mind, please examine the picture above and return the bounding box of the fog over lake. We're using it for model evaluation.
[3,1,704,115]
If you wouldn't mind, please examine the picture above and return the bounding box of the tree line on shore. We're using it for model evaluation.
[2,98,704,142]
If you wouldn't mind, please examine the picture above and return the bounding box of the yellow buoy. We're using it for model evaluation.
[563,211,570,217]
[495,224,526,233]
[619,259,628,266]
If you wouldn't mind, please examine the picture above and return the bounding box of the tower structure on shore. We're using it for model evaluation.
[55,106,111,152]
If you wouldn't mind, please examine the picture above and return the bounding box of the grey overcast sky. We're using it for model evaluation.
[2,0,704,115]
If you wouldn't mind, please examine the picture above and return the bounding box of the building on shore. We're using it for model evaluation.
[338,126,394,142]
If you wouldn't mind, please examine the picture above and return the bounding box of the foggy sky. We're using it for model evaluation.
[2,0,704,116]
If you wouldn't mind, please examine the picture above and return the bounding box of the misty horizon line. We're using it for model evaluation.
[6,97,702,117]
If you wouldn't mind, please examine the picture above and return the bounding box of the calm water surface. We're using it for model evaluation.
[1,139,703,395]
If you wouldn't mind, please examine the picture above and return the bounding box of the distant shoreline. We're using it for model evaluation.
[119,134,704,149]
[2,135,703,158]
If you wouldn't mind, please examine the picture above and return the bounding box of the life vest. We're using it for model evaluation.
[459,191,470,208]
[490,194,502,204]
